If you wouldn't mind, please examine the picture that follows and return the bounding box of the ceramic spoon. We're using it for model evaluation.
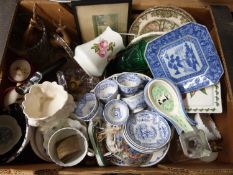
[147,78,194,133]
[147,78,211,158]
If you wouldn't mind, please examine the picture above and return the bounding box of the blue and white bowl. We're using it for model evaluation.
[82,103,104,121]
[116,72,142,96]
[94,79,118,103]
[123,110,171,153]
[103,99,129,126]
[122,91,146,113]
[75,93,98,119]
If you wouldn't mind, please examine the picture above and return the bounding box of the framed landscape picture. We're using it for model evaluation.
[72,0,132,43]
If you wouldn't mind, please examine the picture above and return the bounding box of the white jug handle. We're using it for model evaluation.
[87,148,95,157]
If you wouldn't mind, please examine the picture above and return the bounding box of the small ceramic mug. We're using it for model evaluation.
[121,91,146,113]
[74,27,125,77]
[48,127,94,167]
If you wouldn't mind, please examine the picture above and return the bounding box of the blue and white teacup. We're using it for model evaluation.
[82,103,104,121]
[94,79,118,103]
[75,93,99,120]
[122,91,146,113]
[103,99,129,126]
[116,72,142,96]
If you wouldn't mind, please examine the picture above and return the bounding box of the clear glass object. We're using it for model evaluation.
[179,129,212,159]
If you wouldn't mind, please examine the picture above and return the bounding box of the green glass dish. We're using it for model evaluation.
[113,35,157,73]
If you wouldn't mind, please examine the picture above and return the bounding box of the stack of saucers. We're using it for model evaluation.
[123,110,171,153]
[104,122,171,167]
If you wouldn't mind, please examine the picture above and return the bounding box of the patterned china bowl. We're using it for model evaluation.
[103,99,129,126]
[116,72,142,95]
[94,79,118,103]
[80,103,104,122]
[75,93,99,119]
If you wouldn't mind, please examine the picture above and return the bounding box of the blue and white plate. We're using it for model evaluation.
[145,22,224,93]
[141,143,170,167]
[124,110,171,151]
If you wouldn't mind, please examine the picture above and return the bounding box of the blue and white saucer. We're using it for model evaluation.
[140,143,170,167]
[123,110,171,152]
[145,22,224,93]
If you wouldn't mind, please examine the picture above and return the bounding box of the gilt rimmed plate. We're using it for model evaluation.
[129,6,195,42]
[145,22,224,93]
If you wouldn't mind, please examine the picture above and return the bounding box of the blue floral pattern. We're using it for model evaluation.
[125,110,171,149]
[145,22,224,93]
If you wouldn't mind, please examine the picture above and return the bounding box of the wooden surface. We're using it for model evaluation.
[58,167,167,175]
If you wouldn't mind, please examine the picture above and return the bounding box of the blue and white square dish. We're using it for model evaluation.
[145,22,224,93]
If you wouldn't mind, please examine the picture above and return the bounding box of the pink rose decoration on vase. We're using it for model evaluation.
[91,39,116,58]
[99,40,108,49]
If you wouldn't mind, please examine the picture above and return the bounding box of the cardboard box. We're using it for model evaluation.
[0,0,233,174]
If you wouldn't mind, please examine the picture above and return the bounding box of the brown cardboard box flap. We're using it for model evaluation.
[0,0,18,83]
[210,5,233,102]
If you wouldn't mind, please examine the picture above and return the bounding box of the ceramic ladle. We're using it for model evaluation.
[147,78,211,159]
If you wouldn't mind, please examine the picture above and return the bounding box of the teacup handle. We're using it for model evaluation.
[116,94,121,100]
[87,148,95,157]
[103,152,112,157]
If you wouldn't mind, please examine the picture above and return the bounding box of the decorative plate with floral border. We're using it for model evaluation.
[184,83,222,113]
[129,6,195,42]
[145,22,224,93]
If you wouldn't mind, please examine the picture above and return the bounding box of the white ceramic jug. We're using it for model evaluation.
[74,27,125,77]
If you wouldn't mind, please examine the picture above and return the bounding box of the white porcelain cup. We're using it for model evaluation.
[122,91,146,113]
[74,27,125,77]
[48,127,94,167]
